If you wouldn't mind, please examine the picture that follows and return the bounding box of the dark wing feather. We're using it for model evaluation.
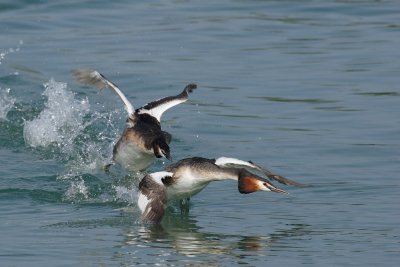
[138,175,167,224]
[248,160,306,187]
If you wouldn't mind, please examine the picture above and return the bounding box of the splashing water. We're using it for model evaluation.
[113,185,138,204]
[0,40,23,65]
[0,88,16,120]
[23,78,127,203]
[64,180,89,202]
[23,79,90,151]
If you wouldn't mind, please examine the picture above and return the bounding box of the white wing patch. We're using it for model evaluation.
[137,191,150,213]
[138,98,187,122]
[215,157,258,169]
[149,171,174,185]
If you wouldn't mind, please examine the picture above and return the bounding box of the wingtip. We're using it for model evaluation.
[71,68,107,90]
[248,160,306,187]
[184,83,197,93]
[266,173,307,187]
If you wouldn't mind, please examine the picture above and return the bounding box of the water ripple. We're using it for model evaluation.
[250,96,339,104]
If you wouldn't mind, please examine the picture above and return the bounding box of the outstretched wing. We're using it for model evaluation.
[137,172,172,224]
[215,157,305,187]
[137,83,197,122]
[72,69,135,116]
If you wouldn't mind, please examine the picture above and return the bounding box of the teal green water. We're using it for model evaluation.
[1,0,399,266]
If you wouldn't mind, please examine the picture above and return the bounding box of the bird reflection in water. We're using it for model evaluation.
[119,211,312,258]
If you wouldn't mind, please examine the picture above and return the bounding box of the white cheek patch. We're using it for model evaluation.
[259,181,271,192]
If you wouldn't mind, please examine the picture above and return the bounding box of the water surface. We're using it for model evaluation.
[1,0,399,266]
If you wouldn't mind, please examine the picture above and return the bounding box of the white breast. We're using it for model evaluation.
[167,169,210,200]
[114,142,155,172]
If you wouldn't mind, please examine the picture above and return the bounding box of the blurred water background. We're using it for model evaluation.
[1,0,399,266]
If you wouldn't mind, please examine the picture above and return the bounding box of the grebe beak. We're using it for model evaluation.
[261,181,288,195]
[153,141,171,160]
[164,151,172,160]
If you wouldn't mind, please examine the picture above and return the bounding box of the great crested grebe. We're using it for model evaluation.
[138,156,304,223]
[72,69,198,171]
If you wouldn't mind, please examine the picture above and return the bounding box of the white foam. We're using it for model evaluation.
[23,78,126,203]
[114,185,138,204]
[23,79,90,149]
[64,180,89,201]
[0,88,15,120]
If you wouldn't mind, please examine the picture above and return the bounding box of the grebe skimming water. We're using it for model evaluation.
[72,69,198,171]
[138,156,304,223]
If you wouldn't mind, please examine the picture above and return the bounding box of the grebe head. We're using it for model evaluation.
[238,169,288,195]
[153,139,171,160]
